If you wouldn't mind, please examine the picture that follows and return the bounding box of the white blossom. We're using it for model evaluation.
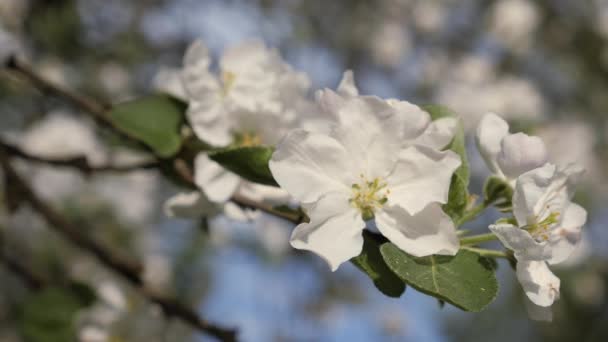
[490,164,587,309]
[153,67,188,101]
[315,71,458,150]
[476,112,547,183]
[270,92,461,271]
[181,39,309,147]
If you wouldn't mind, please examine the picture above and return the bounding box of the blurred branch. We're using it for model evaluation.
[4,57,302,225]
[0,231,46,290]
[0,140,160,173]
[5,56,151,152]
[0,148,238,342]
[172,160,302,224]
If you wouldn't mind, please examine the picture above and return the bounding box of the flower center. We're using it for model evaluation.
[349,174,390,220]
[234,131,262,147]
[524,211,560,242]
[221,71,237,96]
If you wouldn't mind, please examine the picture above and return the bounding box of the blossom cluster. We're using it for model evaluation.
[157,40,587,320]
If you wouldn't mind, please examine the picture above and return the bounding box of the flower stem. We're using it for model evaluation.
[461,247,509,259]
[455,202,487,227]
[459,232,499,246]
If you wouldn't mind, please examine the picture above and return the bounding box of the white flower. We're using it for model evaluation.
[314,71,459,151]
[490,164,586,264]
[490,163,587,309]
[181,40,308,147]
[153,67,188,100]
[489,0,539,51]
[270,95,461,271]
[476,112,547,183]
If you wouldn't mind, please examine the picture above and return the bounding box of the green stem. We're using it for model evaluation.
[459,232,499,246]
[461,247,509,259]
[455,202,487,227]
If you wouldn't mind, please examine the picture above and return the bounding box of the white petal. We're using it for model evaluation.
[387,146,461,214]
[413,117,458,150]
[337,70,359,97]
[220,41,275,75]
[223,202,256,222]
[547,203,587,265]
[476,113,510,174]
[181,40,220,100]
[516,260,560,307]
[512,164,557,227]
[525,298,553,322]
[194,153,241,203]
[386,99,431,142]
[375,204,459,257]
[237,181,291,205]
[331,97,405,177]
[164,191,218,218]
[290,192,366,271]
[489,223,549,260]
[269,129,353,203]
[187,100,232,146]
[497,133,548,180]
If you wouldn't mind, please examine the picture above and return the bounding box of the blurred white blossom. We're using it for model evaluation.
[437,57,545,130]
[488,0,539,51]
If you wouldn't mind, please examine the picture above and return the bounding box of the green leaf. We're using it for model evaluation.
[351,232,406,298]
[208,146,278,186]
[19,284,97,342]
[422,105,470,221]
[483,176,513,211]
[380,244,498,312]
[108,94,186,157]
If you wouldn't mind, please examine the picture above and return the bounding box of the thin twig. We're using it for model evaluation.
[0,149,237,342]
[0,140,159,173]
[0,232,46,290]
[5,57,150,152]
[5,57,296,225]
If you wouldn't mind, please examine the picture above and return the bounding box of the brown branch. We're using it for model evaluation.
[0,233,46,290]
[5,57,151,152]
[5,57,303,226]
[0,140,159,174]
[0,148,237,342]
[172,158,302,224]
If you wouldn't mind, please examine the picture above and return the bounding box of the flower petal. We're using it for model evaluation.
[181,40,220,101]
[547,203,587,265]
[269,129,353,203]
[413,117,458,150]
[512,164,557,227]
[375,204,459,257]
[337,70,359,97]
[516,260,560,307]
[489,223,549,260]
[330,97,405,177]
[476,113,510,175]
[164,191,218,218]
[187,100,233,146]
[194,153,241,203]
[386,99,431,142]
[497,133,548,180]
[387,146,461,214]
[290,192,366,271]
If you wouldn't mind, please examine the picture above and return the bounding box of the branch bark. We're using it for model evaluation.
[0,148,237,342]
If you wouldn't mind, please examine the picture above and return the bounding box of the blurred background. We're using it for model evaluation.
[1,0,608,341]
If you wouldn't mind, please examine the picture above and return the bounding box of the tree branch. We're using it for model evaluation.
[0,139,159,174]
[5,57,298,225]
[0,148,237,342]
[5,56,151,152]
[0,231,46,290]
